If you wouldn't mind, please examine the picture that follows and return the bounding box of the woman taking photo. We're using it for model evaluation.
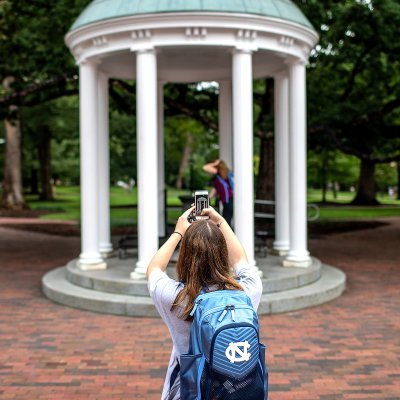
[202,160,234,227]
[146,206,263,400]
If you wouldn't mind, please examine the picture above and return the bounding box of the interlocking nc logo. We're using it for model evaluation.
[225,341,251,363]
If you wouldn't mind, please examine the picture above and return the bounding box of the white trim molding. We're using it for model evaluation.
[66,12,318,70]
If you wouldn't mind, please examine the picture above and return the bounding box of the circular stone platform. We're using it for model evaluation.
[42,254,346,317]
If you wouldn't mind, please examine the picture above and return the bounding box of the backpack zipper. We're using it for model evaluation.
[197,304,257,349]
[190,291,246,317]
[189,298,203,317]
[217,305,236,322]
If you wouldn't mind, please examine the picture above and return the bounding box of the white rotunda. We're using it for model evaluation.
[67,0,318,274]
[42,0,346,316]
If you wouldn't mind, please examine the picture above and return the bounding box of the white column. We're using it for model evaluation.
[131,49,159,278]
[283,59,311,267]
[78,61,105,269]
[97,72,113,257]
[232,49,258,271]
[158,81,166,237]
[218,80,233,169]
[273,72,290,255]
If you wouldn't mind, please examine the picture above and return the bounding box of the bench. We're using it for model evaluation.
[117,235,137,259]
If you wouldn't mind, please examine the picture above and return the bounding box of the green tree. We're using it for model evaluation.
[303,0,400,204]
[0,0,89,208]
[253,79,275,202]
[308,150,360,201]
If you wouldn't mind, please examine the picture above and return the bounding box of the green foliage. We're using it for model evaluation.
[0,0,91,112]
[375,162,398,192]
[19,96,80,185]
[164,112,218,189]
[2,0,399,208]
[304,0,400,163]
[308,150,360,189]
[183,153,214,191]
[109,109,136,183]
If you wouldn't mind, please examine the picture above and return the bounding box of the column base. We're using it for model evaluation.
[77,260,107,271]
[130,260,147,280]
[270,248,289,256]
[272,240,290,256]
[283,253,312,268]
[99,242,113,254]
[130,271,147,280]
[100,251,115,259]
[99,243,114,259]
[78,252,104,269]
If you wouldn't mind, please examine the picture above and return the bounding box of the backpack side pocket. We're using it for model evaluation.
[180,353,204,400]
[259,343,269,399]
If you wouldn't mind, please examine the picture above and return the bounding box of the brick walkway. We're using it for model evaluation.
[0,219,399,399]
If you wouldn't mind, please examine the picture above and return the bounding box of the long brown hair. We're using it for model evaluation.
[217,160,230,180]
[172,220,243,320]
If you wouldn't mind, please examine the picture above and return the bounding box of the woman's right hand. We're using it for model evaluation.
[200,206,225,226]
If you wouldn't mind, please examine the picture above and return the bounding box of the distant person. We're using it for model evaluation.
[203,159,234,227]
[116,179,135,192]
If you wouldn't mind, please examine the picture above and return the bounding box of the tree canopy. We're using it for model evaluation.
[303,0,400,203]
[0,0,90,112]
[0,0,399,209]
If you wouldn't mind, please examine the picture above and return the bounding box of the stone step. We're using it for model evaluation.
[65,256,322,296]
[258,264,346,314]
[42,264,345,317]
[43,267,157,317]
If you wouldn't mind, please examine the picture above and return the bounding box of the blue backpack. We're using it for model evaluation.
[180,289,268,400]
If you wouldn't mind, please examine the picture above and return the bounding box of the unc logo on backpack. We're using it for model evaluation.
[225,340,251,363]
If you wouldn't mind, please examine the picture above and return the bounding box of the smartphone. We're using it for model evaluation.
[194,190,209,220]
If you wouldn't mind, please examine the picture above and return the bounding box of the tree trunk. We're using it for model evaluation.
[1,116,27,209]
[397,163,400,201]
[255,79,275,202]
[255,132,274,232]
[351,158,379,205]
[320,153,328,203]
[30,169,39,195]
[255,79,275,230]
[322,184,327,203]
[256,132,275,201]
[38,126,54,200]
[1,78,27,210]
[175,131,193,189]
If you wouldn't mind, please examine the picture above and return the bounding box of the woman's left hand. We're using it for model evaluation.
[174,206,195,237]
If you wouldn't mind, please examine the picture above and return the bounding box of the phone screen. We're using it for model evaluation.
[194,190,209,219]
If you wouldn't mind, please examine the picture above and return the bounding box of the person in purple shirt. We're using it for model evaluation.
[203,159,234,227]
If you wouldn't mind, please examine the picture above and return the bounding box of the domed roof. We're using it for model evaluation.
[71,0,314,31]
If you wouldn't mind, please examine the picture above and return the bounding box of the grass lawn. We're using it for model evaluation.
[25,186,400,226]
[26,186,190,226]
[307,188,400,220]
[317,205,400,220]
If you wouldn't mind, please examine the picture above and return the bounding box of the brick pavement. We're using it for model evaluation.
[0,219,399,399]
